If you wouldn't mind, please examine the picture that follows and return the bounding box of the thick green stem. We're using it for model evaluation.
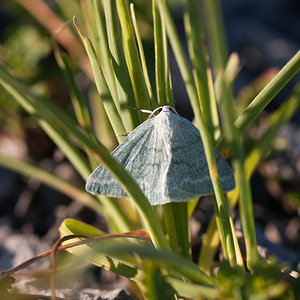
[162,202,191,260]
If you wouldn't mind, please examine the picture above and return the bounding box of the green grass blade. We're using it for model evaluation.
[214,52,240,104]
[237,50,300,133]
[60,219,215,296]
[183,0,219,141]
[116,0,152,111]
[54,45,92,131]
[79,1,104,70]
[218,50,300,152]
[245,84,300,178]
[130,3,154,104]
[88,0,140,131]
[144,262,177,300]
[200,85,300,271]
[88,0,137,131]
[61,220,216,298]
[231,90,300,264]
[59,219,142,279]
[90,0,118,104]
[54,45,101,169]
[73,17,127,141]
[0,64,92,179]
[103,0,141,129]
[187,197,199,217]
[0,64,88,148]
[200,0,228,75]
[166,277,219,299]
[155,0,200,117]
[0,153,101,213]
[88,89,117,152]
[90,241,213,286]
[39,122,92,180]
[198,218,219,273]
[153,0,169,106]
[162,202,191,260]
[101,196,134,233]
[218,67,257,268]
[74,18,126,141]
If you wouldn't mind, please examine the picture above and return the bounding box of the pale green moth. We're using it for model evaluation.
[86,105,235,205]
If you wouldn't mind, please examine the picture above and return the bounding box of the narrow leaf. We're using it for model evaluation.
[103,0,141,130]
[73,16,127,141]
[130,3,154,104]
[218,50,300,152]
[0,153,101,213]
[183,0,219,141]
[116,0,152,111]
[59,219,143,279]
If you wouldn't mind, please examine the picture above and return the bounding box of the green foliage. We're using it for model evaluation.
[3,25,51,78]
[0,0,299,299]
[144,262,177,300]
[0,13,53,131]
[216,259,295,300]
[0,277,15,294]
[59,219,142,279]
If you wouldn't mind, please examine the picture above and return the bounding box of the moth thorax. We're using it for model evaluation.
[155,113,173,161]
[155,113,172,136]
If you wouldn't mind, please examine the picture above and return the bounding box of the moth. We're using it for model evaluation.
[86,105,235,205]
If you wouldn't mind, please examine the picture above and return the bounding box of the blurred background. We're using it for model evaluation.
[0,0,299,295]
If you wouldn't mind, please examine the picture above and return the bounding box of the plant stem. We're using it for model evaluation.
[162,202,191,260]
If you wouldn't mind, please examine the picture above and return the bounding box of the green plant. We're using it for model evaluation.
[0,0,299,299]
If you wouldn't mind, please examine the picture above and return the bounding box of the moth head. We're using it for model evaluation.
[148,105,179,119]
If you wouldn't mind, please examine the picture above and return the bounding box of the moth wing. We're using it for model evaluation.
[85,163,126,197]
[165,114,235,202]
[86,118,167,202]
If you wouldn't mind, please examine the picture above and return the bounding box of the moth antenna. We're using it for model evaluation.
[121,103,152,114]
